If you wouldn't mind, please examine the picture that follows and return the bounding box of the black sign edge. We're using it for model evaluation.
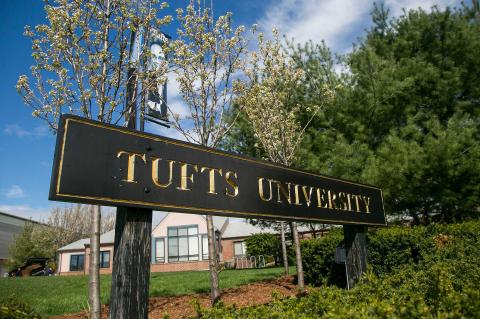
[49,115,387,226]
[48,116,67,203]
[52,193,386,226]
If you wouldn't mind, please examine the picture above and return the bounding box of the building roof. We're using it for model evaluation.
[57,237,90,251]
[221,219,275,238]
[212,216,229,232]
[58,230,115,251]
[0,211,44,227]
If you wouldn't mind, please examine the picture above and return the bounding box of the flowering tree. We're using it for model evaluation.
[235,30,334,293]
[168,2,248,303]
[16,0,170,317]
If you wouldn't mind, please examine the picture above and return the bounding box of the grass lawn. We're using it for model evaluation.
[0,267,294,317]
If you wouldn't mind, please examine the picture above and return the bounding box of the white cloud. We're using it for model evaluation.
[258,0,371,52]
[146,122,190,141]
[3,185,27,199]
[385,0,458,17]
[165,73,192,120]
[4,124,50,138]
[0,204,50,221]
[258,0,460,52]
[4,124,31,137]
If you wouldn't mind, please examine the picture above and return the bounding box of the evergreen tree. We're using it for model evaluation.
[227,4,480,224]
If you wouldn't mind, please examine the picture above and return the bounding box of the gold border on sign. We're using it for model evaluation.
[55,117,387,226]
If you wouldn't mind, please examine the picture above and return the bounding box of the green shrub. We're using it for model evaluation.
[0,297,42,319]
[367,226,431,275]
[301,221,480,285]
[300,228,343,286]
[245,233,281,264]
[195,221,480,318]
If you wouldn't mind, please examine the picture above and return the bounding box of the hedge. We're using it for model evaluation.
[195,221,480,318]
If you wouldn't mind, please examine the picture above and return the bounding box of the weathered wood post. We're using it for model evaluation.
[343,225,367,289]
[109,29,153,319]
[110,207,152,318]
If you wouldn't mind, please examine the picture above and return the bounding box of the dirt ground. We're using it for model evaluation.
[53,276,298,319]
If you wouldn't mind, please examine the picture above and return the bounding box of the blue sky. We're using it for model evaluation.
[0,0,460,222]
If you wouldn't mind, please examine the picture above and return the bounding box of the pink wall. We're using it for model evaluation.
[58,245,114,275]
[152,212,208,237]
[58,250,85,274]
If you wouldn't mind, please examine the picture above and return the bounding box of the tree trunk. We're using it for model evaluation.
[343,225,367,289]
[206,215,220,304]
[309,223,317,239]
[109,207,152,319]
[291,222,305,293]
[280,221,289,276]
[89,205,101,319]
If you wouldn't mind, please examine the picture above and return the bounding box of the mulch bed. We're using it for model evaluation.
[52,276,298,319]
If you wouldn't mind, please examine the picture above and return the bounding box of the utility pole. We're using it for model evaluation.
[109,28,153,319]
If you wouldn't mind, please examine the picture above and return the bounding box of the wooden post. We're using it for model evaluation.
[109,207,152,319]
[343,225,367,289]
[109,28,153,319]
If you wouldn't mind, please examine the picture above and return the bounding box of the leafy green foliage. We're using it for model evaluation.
[300,229,343,286]
[245,233,281,264]
[195,221,480,318]
[301,221,480,284]
[7,222,49,270]
[227,4,480,223]
[0,297,42,319]
[319,5,480,222]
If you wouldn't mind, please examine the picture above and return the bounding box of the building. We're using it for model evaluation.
[0,211,43,275]
[57,212,320,275]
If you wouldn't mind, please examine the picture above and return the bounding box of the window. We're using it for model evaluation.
[202,235,209,260]
[70,254,84,271]
[100,251,110,268]
[168,225,199,262]
[155,238,165,263]
[234,241,246,257]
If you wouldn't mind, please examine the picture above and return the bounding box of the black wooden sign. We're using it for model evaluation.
[49,115,386,226]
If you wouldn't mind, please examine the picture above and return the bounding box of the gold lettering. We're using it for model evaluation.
[302,186,315,207]
[258,178,273,202]
[351,194,361,212]
[151,157,174,188]
[327,190,338,210]
[293,184,302,206]
[316,188,328,208]
[274,181,292,204]
[200,167,223,195]
[117,150,146,183]
[225,171,239,197]
[361,196,371,213]
[346,193,352,211]
[176,162,198,191]
[338,192,349,211]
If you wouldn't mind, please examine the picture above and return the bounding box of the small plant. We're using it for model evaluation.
[0,297,42,319]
